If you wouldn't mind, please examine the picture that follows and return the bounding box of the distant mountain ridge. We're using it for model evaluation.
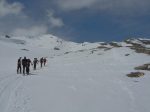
[0,34,150,55]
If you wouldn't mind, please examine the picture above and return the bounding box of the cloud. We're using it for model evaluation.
[11,25,48,37]
[47,11,64,28]
[0,0,23,17]
[56,0,97,11]
[0,0,48,37]
[55,0,150,16]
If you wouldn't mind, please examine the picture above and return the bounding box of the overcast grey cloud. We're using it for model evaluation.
[0,0,150,42]
[47,10,64,28]
[0,0,66,37]
[0,0,49,37]
[0,0,23,17]
[55,0,150,16]
[55,0,97,11]
[11,25,48,37]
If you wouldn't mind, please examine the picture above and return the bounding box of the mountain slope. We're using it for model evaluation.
[0,35,150,112]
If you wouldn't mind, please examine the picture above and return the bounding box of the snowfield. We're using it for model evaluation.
[0,35,150,112]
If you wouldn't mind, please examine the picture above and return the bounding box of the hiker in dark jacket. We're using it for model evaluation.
[26,59,32,75]
[40,57,44,68]
[22,57,28,75]
[33,58,38,70]
[43,58,47,66]
[17,57,22,74]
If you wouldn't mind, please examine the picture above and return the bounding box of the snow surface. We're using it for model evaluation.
[0,35,150,112]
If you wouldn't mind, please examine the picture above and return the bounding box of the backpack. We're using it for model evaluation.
[34,59,38,64]
[44,58,46,62]
[18,59,21,65]
[40,58,43,63]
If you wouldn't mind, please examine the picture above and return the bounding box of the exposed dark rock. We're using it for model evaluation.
[5,35,11,38]
[54,47,60,50]
[130,43,144,48]
[100,43,108,45]
[130,46,150,55]
[104,48,112,51]
[21,49,29,51]
[97,46,108,49]
[96,46,112,51]
[125,54,130,56]
[64,52,71,54]
[19,42,25,45]
[109,42,122,47]
[127,72,144,78]
[135,63,150,71]
[125,40,150,55]
[78,50,85,52]
[138,39,150,45]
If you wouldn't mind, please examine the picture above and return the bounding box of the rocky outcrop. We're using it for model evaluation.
[125,54,130,56]
[109,42,122,47]
[130,45,150,55]
[21,49,29,51]
[100,43,108,45]
[138,39,150,45]
[135,63,150,71]
[125,39,150,55]
[97,46,108,49]
[54,47,60,50]
[5,35,11,38]
[97,46,112,51]
[127,72,144,78]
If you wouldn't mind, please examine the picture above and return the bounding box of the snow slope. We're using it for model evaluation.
[0,35,150,112]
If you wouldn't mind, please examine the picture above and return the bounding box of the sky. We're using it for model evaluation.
[0,0,150,42]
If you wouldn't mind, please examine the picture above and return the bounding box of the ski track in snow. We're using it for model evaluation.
[0,73,34,112]
[0,74,20,112]
[116,79,138,112]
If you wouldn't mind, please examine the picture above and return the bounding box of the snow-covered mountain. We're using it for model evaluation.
[0,34,150,112]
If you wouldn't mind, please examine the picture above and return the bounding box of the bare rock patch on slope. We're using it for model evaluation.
[135,63,150,71]
[109,42,122,47]
[125,39,150,55]
[127,72,145,78]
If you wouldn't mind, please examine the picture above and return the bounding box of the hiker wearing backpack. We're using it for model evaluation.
[22,57,28,75]
[33,58,38,70]
[17,57,22,74]
[26,59,32,75]
[43,58,47,66]
[40,57,44,68]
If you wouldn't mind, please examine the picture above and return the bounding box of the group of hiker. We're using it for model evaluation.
[17,57,47,75]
